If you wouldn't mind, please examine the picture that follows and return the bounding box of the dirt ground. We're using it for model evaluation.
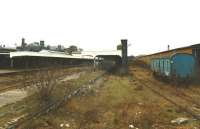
[20,64,200,129]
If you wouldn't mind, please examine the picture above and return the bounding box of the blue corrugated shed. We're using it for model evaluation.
[150,53,196,79]
[171,53,196,78]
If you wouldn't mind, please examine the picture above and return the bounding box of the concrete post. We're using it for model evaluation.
[120,39,128,74]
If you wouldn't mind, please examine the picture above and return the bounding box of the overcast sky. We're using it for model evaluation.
[0,0,200,56]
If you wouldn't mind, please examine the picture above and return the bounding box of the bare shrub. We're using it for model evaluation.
[35,70,57,102]
[23,68,62,104]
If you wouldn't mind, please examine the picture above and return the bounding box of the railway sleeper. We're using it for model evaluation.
[5,70,108,129]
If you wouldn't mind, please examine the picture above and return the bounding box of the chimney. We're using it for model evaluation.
[21,38,25,48]
[40,40,45,48]
[168,45,170,51]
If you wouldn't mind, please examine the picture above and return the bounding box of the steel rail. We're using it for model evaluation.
[0,65,90,93]
[133,74,200,120]
[5,66,112,129]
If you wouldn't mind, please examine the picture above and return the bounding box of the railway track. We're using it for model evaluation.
[184,86,200,98]
[131,69,200,120]
[133,75,200,120]
[0,64,90,93]
[0,71,81,94]
[0,64,89,77]
[137,73,200,108]
[130,67,200,106]
[3,67,111,129]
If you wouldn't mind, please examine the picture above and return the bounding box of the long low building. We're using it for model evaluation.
[0,50,122,68]
[0,50,94,68]
[138,43,200,65]
[11,50,95,68]
[0,47,16,53]
[10,50,94,60]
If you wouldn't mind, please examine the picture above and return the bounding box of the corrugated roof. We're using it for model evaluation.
[10,51,93,60]
[140,43,200,57]
[9,50,122,59]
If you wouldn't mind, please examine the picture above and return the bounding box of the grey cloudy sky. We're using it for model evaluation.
[0,0,200,56]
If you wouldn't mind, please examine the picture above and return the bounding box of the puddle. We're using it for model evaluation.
[0,70,18,74]
[60,72,82,82]
[0,72,83,108]
[0,89,27,108]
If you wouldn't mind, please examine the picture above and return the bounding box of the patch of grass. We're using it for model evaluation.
[18,69,103,128]
[0,67,95,127]
[64,74,200,128]
[9,68,200,129]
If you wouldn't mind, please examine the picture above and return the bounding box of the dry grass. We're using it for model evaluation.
[5,65,200,129]
[0,66,91,127]
[27,74,192,129]
[17,69,103,128]
[59,73,199,128]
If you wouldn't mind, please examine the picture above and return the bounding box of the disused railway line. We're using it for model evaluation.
[4,67,111,129]
[130,67,200,106]
[134,69,200,105]
[0,64,89,77]
[133,75,200,120]
[131,69,200,120]
[0,64,90,93]
[144,77,200,108]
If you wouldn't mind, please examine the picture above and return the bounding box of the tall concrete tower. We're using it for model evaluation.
[21,38,25,49]
[121,39,128,73]
[40,40,45,49]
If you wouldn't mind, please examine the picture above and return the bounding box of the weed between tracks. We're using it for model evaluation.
[1,66,200,128]
[0,67,93,126]
[129,65,200,129]
[18,69,103,129]
[18,72,200,129]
